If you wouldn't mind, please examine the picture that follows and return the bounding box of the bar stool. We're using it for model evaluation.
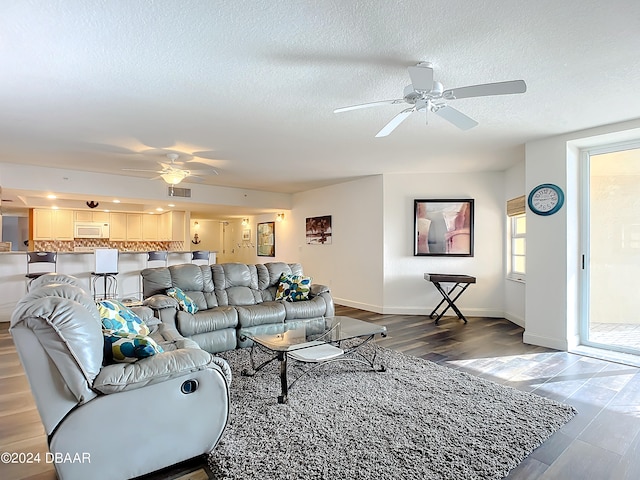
[25,251,57,291]
[191,250,210,265]
[91,249,119,301]
[147,250,169,268]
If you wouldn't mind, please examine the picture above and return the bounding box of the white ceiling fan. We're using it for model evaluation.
[122,153,219,185]
[334,62,527,137]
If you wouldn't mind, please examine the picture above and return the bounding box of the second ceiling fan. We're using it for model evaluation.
[122,153,218,185]
[334,62,527,137]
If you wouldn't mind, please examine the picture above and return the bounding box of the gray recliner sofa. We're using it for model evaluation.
[10,273,231,480]
[141,262,335,353]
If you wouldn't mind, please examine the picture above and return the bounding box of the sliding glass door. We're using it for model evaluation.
[581,143,640,355]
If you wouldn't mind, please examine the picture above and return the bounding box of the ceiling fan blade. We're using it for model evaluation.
[334,99,404,113]
[187,158,220,167]
[122,168,162,173]
[188,169,219,176]
[375,108,414,137]
[443,80,526,100]
[434,105,479,130]
[408,63,434,92]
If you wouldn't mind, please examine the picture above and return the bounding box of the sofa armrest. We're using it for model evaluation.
[310,283,330,296]
[93,348,225,394]
[130,305,161,327]
[144,294,178,310]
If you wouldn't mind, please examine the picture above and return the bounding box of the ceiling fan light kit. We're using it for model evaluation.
[334,62,527,137]
[122,153,218,185]
[160,170,189,185]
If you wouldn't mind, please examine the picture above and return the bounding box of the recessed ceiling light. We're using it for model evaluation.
[47,194,56,199]
[156,207,164,212]
[168,204,175,207]
[113,199,121,203]
[104,209,110,213]
[52,205,59,210]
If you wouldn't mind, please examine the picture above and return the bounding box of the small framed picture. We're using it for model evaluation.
[305,215,332,245]
[414,199,474,256]
[242,229,251,241]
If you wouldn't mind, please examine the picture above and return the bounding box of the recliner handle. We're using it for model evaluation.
[181,379,199,394]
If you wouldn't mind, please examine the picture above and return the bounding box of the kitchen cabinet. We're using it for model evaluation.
[74,211,92,222]
[75,210,110,223]
[142,214,158,241]
[33,209,53,240]
[33,209,74,240]
[158,213,169,241]
[170,211,186,242]
[126,214,142,241]
[109,213,127,241]
[53,210,74,240]
[158,211,185,242]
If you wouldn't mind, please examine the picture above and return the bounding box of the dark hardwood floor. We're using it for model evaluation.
[2,306,640,479]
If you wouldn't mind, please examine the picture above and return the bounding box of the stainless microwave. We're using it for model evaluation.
[74,222,110,239]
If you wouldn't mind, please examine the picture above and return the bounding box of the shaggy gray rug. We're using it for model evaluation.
[209,346,576,480]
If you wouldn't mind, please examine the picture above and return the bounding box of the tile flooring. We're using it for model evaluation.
[3,308,640,479]
[590,322,640,351]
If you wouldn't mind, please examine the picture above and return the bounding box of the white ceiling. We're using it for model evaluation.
[1,0,640,208]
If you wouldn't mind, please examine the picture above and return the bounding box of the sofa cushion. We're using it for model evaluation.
[166,287,199,314]
[276,274,312,302]
[190,329,238,355]
[177,306,238,337]
[169,264,207,291]
[235,301,286,328]
[265,262,293,287]
[220,263,258,288]
[97,300,150,336]
[226,286,259,306]
[103,331,164,363]
[140,266,173,298]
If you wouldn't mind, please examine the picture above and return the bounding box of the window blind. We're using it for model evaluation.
[507,195,525,217]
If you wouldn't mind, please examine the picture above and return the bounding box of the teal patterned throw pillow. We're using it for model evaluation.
[276,274,312,302]
[97,300,150,336]
[166,287,199,313]
[103,330,164,364]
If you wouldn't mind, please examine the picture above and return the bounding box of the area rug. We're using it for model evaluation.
[209,346,577,480]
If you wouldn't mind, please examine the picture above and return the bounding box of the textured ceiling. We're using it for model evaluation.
[1,0,640,201]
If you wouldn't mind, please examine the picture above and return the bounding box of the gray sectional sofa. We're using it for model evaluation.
[141,262,335,354]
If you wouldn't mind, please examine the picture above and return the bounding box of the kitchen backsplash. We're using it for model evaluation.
[33,240,185,252]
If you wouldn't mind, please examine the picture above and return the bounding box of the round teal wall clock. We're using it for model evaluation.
[528,183,564,216]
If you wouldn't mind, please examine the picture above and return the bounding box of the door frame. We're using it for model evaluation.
[580,139,640,354]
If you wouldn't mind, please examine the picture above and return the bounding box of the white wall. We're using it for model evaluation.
[292,176,384,310]
[504,160,526,326]
[382,171,505,316]
[524,118,640,350]
[189,218,223,259]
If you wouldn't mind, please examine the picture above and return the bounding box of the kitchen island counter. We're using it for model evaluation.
[0,250,217,320]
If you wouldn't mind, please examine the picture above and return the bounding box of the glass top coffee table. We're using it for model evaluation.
[239,316,387,403]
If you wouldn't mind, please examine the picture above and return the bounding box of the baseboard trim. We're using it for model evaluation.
[334,300,505,319]
[332,298,384,314]
[523,332,567,351]
[504,312,525,328]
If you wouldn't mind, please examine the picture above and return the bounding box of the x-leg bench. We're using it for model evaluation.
[424,273,476,324]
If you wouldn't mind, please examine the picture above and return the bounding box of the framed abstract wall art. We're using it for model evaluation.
[414,199,474,256]
[257,222,275,256]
